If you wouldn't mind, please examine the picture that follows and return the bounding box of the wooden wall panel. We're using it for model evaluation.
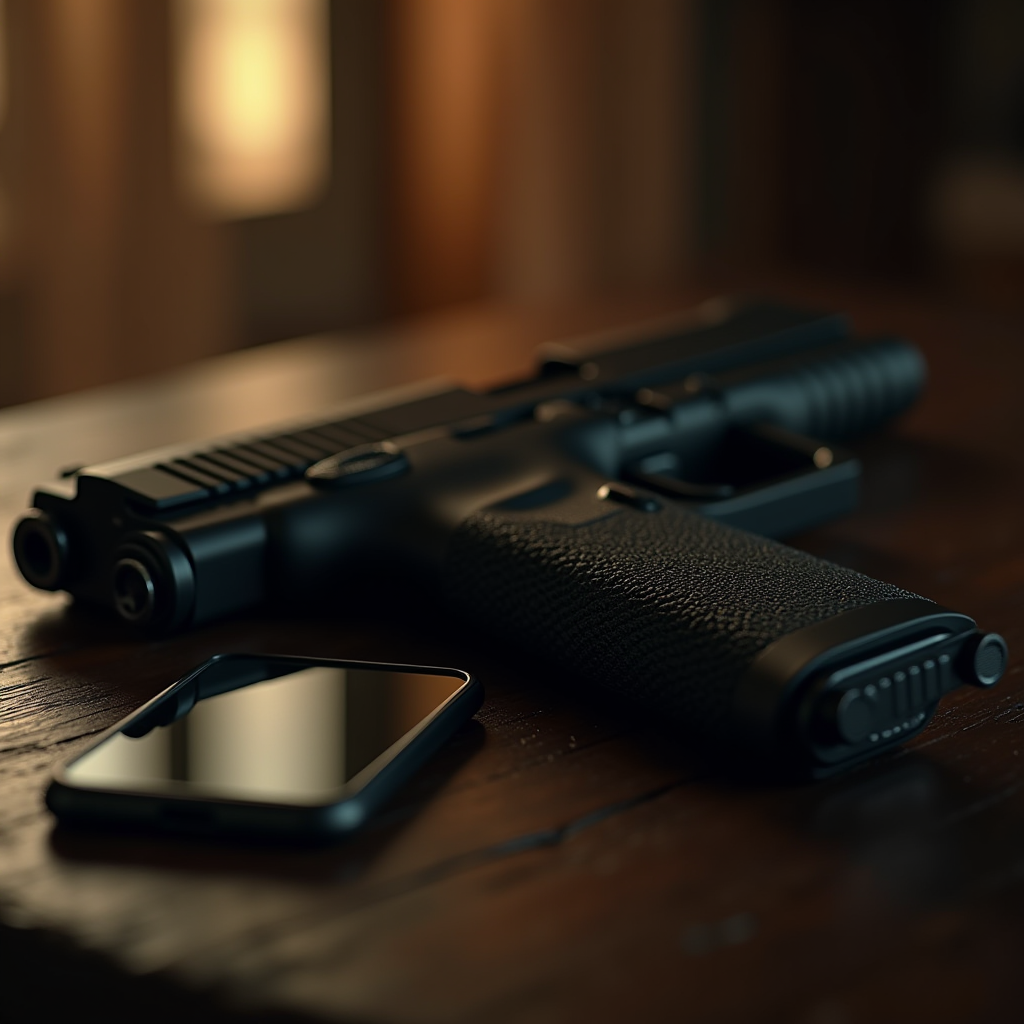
[387,0,699,311]
[9,0,233,404]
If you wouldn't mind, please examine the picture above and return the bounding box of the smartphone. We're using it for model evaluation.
[47,654,482,840]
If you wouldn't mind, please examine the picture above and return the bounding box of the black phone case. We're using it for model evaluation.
[47,654,482,841]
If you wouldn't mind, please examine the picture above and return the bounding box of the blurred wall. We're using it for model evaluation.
[387,0,697,310]
[0,0,1022,410]
[0,0,234,406]
[0,0,387,408]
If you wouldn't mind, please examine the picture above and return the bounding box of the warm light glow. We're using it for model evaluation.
[175,0,330,218]
[188,667,345,797]
[813,447,834,469]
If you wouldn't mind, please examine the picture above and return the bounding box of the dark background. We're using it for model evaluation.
[0,0,1022,409]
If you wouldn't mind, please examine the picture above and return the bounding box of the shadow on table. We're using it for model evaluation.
[781,746,1024,913]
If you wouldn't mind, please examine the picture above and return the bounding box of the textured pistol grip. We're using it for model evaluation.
[443,501,919,741]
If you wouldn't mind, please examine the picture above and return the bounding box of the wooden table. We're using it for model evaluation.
[2,284,1023,1024]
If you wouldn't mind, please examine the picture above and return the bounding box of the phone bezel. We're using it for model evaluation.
[47,653,482,840]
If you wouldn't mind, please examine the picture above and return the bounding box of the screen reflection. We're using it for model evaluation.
[65,666,465,804]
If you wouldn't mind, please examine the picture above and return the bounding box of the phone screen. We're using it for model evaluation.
[62,665,467,805]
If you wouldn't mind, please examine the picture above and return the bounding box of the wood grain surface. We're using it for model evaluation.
[2,284,1023,1024]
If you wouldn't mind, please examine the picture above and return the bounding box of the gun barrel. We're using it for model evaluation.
[10,304,926,630]
[718,337,926,440]
[635,337,926,443]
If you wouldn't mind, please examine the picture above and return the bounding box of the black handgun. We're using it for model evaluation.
[13,300,1008,776]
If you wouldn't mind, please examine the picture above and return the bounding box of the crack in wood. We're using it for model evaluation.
[294,779,685,922]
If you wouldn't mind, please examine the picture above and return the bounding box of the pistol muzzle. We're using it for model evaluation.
[13,509,71,591]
